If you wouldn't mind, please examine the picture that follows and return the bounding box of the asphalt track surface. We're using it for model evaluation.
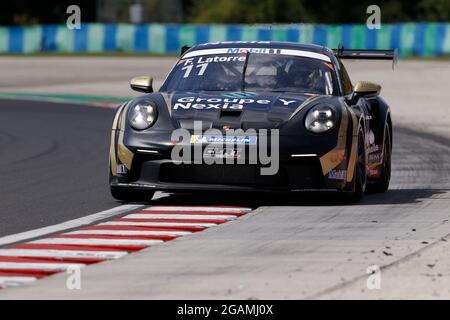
[0,99,117,237]
[1,58,450,298]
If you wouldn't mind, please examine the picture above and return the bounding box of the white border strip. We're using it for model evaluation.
[291,154,318,158]
[0,249,127,260]
[0,262,85,271]
[102,221,217,228]
[31,238,164,247]
[183,48,331,62]
[66,230,191,237]
[0,277,37,287]
[144,206,251,212]
[123,214,237,221]
[0,205,145,247]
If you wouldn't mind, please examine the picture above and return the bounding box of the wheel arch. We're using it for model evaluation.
[386,112,393,147]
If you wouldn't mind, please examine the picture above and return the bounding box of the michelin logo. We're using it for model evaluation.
[191,135,257,145]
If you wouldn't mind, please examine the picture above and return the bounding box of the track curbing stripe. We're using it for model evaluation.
[0,205,144,247]
[0,205,253,290]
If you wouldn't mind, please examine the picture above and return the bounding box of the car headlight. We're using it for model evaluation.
[305,104,337,133]
[129,102,157,130]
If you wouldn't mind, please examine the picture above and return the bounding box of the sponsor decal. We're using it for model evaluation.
[204,146,242,159]
[369,152,382,163]
[180,55,246,67]
[279,99,298,106]
[221,92,259,98]
[191,135,257,145]
[368,144,380,154]
[328,169,347,180]
[198,56,246,63]
[227,48,281,54]
[366,130,380,153]
[368,167,381,178]
[173,96,271,110]
[173,96,299,110]
[366,130,376,145]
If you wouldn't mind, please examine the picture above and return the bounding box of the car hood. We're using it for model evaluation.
[166,91,322,130]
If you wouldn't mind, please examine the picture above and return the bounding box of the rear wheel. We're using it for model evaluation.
[349,129,367,202]
[368,126,391,193]
[110,187,155,203]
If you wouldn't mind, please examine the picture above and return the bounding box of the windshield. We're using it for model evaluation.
[161,51,338,95]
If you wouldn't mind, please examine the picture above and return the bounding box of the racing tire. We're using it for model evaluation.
[110,187,155,203]
[349,128,367,202]
[367,126,391,193]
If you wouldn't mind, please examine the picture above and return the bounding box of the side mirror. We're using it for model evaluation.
[130,76,154,93]
[348,81,381,105]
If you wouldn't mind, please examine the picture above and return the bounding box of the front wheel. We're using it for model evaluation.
[110,187,155,203]
[367,126,391,193]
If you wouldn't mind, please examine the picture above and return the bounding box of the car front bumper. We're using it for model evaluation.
[110,135,353,193]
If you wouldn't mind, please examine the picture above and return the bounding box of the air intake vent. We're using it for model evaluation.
[220,110,242,118]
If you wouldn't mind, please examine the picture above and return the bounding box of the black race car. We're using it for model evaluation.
[109,42,395,202]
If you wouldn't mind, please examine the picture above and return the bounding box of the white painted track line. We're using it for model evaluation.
[144,206,252,212]
[66,230,191,236]
[31,238,164,247]
[0,205,145,247]
[0,262,85,271]
[102,221,217,228]
[124,214,237,221]
[0,277,36,287]
[0,249,127,260]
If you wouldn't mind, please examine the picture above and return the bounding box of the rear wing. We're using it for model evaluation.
[334,45,398,69]
[181,45,191,56]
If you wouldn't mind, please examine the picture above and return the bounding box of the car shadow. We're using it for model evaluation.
[360,189,448,205]
[144,189,448,208]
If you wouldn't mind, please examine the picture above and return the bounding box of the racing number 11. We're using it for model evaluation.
[182,63,209,78]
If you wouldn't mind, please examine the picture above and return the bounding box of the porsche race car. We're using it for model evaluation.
[109,42,395,202]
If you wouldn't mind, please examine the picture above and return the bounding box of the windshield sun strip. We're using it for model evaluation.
[182,48,332,63]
